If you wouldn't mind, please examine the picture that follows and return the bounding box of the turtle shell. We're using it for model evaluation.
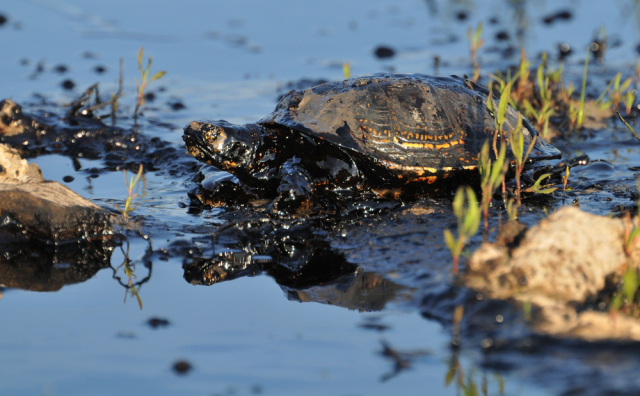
[259,73,561,173]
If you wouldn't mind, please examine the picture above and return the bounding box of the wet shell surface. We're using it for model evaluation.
[259,73,561,173]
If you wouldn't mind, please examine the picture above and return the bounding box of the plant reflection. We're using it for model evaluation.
[378,340,431,382]
[445,351,505,396]
[110,240,153,310]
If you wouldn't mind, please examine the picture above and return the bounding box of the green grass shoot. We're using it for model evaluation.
[597,73,634,114]
[486,81,512,157]
[577,48,589,129]
[466,22,484,64]
[617,111,640,143]
[478,140,507,231]
[444,186,481,274]
[343,62,350,79]
[506,198,518,222]
[562,165,570,203]
[134,47,167,119]
[610,267,639,313]
[117,164,144,221]
[522,173,557,195]
[515,49,530,105]
[509,113,538,205]
[466,21,484,81]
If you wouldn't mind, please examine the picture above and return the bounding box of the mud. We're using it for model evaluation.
[0,98,197,176]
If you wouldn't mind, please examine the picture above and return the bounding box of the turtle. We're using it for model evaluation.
[183,73,561,214]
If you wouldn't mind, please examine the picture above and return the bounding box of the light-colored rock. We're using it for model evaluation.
[0,143,111,243]
[467,207,628,304]
[466,207,640,342]
[0,144,42,183]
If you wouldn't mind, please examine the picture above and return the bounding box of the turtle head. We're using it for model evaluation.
[183,121,262,171]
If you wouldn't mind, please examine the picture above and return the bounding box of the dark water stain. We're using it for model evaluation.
[172,360,192,375]
[374,45,396,59]
[542,10,573,25]
[61,79,75,90]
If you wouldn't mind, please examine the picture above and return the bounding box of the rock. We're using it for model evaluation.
[0,143,112,243]
[465,207,640,341]
[0,143,42,182]
[467,207,628,303]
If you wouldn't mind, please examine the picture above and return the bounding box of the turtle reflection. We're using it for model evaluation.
[182,221,404,312]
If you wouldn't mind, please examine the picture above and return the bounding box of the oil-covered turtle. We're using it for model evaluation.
[183,73,561,214]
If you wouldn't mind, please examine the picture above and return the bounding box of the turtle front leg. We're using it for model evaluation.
[269,157,315,215]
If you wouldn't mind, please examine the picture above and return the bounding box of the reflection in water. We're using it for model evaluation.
[379,340,431,382]
[506,0,527,48]
[445,350,505,396]
[284,270,403,312]
[182,220,404,311]
[109,240,153,309]
[0,240,114,292]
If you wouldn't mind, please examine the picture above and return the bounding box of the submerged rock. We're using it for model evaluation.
[465,207,640,341]
[0,143,112,243]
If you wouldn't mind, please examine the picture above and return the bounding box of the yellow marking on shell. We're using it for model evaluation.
[413,176,439,184]
[435,143,451,149]
[401,142,425,149]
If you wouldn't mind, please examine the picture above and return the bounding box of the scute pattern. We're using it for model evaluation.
[260,73,560,171]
